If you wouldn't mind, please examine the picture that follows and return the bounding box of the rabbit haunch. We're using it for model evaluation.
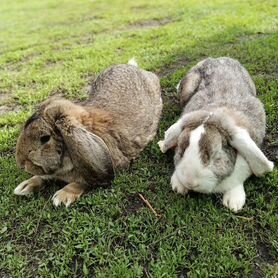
[15,61,162,207]
[159,57,273,212]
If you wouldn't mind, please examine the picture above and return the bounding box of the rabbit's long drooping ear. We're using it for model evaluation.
[205,109,274,177]
[43,98,86,125]
[158,120,183,153]
[158,110,210,153]
[178,70,202,106]
[229,127,274,176]
[56,118,114,180]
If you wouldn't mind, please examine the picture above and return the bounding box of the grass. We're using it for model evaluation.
[0,0,278,277]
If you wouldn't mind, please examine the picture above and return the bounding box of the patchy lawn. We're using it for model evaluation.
[0,0,277,277]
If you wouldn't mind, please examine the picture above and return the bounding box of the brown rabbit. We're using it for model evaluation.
[15,59,162,207]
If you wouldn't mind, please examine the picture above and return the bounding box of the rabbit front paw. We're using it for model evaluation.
[223,185,246,212]
[14,176,44,195]
[52,182,85,207]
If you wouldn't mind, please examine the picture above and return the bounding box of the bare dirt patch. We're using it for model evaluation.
[256,241,276,265]
[0,105,21,116]
[157,56,189,77]
[0,92,11,104]
[222,32,270,47]
[251,240,277,278]
[128,17,173,29]
[131,4,149,11]
[3,52,41,72]
[123,193,144,216]
[236,32,270,43]
[0,98,21,116]
[262,130,278,163]
[0,93,21,116]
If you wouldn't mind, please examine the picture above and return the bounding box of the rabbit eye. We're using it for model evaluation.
[40,135,51,144]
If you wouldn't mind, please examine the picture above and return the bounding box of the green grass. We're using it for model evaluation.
[1,0,278,277]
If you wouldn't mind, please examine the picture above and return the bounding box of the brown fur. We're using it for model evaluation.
[83,109,113,134]
[15,63,162,206]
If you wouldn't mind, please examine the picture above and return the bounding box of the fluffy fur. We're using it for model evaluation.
[159,57,273,212]
[15,61,162,206]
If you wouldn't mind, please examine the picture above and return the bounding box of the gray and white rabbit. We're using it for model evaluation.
[15,59,162,207]
[158,57,273,212]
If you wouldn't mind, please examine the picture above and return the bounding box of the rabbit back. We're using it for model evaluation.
[180,57,265,144]
[85,64,162,166]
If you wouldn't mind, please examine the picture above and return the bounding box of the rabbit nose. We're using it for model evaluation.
[187,181,198,188]
[186,176,198,188]
[188,183,198,188]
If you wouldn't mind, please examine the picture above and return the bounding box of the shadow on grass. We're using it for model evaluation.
[2,25,278,278]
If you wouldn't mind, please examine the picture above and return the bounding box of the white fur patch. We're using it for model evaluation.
[222,184,246,212]
[52,191,62,207]
[230,127,274,176]
[189,124,205,143]
[215,154,251,193]
[157,140,166,153]
[14,180,34,195]
[172,125,217,193]
[171,172,188,195]
[176,81,181,92]
[128,57,138,67]
[215,154,251,212]
[52,187,83,207]
[14,176,44,195]
[158,119,183,153]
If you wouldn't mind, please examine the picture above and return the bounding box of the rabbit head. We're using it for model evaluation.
[172,122,236,193]
[16,97,114,184]
[159,109,273,194]
[16,111,66,176]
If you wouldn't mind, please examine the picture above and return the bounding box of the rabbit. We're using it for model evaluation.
[158,57,274,212]
[14,59,162,207]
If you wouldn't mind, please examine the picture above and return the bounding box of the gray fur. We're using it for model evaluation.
[179,57,265,145]
[159,57,273,211]
[172,57,272,180]
[85,64,162,168]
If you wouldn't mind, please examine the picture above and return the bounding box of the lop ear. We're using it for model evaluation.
[158,121,183,153]
[158,110,210,153]
[55,118,114,180]
[43,98,85,125]
[228,127,274,176]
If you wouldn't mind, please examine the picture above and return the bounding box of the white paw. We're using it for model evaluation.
[223,186,246,212]
[14,177,43,195]
[158,140,166,153]
[176,80,181,92]
[52,188,81,207]
[159,122,182,153]
[14,180,33,195]
[268,160,274,171]
[252,160,274,177]
[171,173,188,195]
